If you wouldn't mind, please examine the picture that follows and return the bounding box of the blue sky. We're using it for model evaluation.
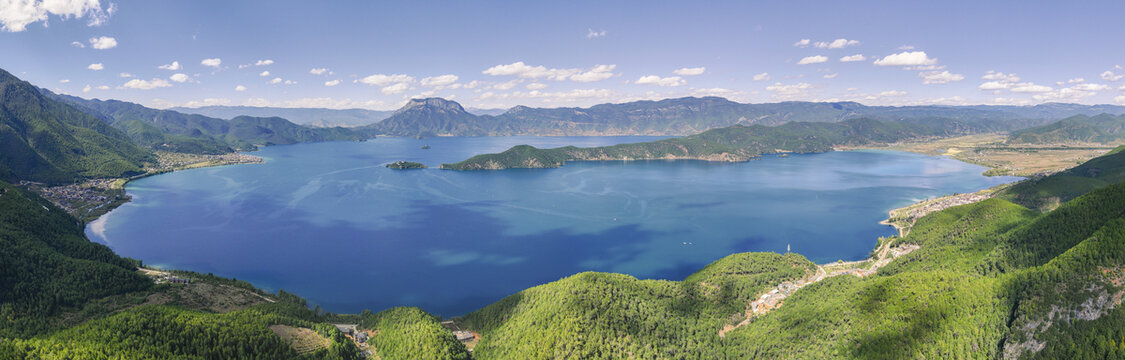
[2,0,1124,110]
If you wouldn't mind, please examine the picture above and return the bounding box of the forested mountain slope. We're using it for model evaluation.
[1009,113,1125,145]
[0,69,152,184]
[441,118,979,170]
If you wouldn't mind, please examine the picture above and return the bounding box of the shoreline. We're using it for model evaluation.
[73,140,1021,319]
[27,151,265,225]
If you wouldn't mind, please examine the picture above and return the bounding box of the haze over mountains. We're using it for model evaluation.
[4,67,1125,184]
[169,106,393,128]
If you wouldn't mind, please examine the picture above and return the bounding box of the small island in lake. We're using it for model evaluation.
[386,161,427,169]
[421,145,431,149]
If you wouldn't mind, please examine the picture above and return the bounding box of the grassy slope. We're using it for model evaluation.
[457,253,815,359]
[998,145,1125,211]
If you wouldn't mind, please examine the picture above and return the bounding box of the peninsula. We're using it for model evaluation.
[441,118,959,170]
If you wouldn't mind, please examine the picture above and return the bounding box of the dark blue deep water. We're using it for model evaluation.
[87,136,1019,316]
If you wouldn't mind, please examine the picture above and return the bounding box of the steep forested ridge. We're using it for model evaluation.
[43,90,367,153]
[0,181,150,337]
[0,69,152,183]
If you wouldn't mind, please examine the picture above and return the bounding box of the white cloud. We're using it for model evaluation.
[82,84,90,92]
[1102,70,1124,82]
[491,79,520,90]
[586,28,606,39]
[823,73,838,79]
[70,41,84,48]
[381,82,410,94]
[919,70,964,85]
[814,38,859,49]
[752,72,770,81]
[0,0,114,32]
[158,61,181,70]
[118,72,132,78]
[1010,83,1052,93]
[87,63,103,70]
[797,55,828,65]
[284,80,296,85]
[1070,83,1109,91]
[635,75,685,87]
[96,85,108,90]
[979,81,1011,91]
[58,79,69,83]
[570,64,617,82]
[692,88,743,97]
[309,68,328,75]
[235,85,247,92]
[88,36,115,49]
[482,61,617,82]
[1116,95,1125,105]
[259,70,270,77]
[267,77,282,84]
[526,82,547,90]
[119,78,172,90]
[178,98,231,108]
[982,70,1020,82]
[1032,86,1100,101]
[793,39,810,47]
[873,51,937,66]
[476,88,615,104]
[357,73,415,86]
[201,58,222,68]
[169,73,190,83]
[255,59,273,66]
[765,82,814,98]
[324,79,341,87]
[839,54,866,62]
[421,74,459,87]
[673,67,706,76]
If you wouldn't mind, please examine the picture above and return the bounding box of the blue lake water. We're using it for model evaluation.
[87,136,1020,316]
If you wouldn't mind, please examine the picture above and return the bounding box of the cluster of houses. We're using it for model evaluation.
[155,274,191,284]
[894,192,991,228]
[334,324,368,343]
[21,179,116,214]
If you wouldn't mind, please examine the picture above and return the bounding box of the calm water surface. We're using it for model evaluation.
[87,136,1019,315]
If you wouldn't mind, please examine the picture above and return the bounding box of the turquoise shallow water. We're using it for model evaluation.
[87,136,1019,315]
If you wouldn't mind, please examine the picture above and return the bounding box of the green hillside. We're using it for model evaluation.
[44,91,367,153]
[458,253,815,359]
[4,126,1125,359]
[0,181,150,337]
[0,69,152,184]
[1009,114,1125,145]
[998,145,1125,211]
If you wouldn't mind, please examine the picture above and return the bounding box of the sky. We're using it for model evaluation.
[2,0,1124,111]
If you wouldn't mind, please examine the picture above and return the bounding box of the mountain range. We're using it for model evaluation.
[169,106,393,128]
[370,97,1125,138]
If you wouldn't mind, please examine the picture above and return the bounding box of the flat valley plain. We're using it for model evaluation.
[851,133,1118,176]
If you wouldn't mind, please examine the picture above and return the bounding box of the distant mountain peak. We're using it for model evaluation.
[396,98,466,114]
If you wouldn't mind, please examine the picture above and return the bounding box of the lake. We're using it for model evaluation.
[87,136,1020,316]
